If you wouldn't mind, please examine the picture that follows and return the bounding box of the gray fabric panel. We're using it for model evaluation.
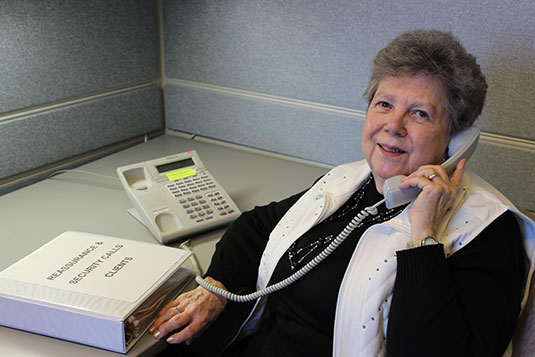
[469,142,535,211]
[165,85,364,166]
[0,87,162,179]
[0,0,158,113]
[164,0,535,140]
[163,0,372,110]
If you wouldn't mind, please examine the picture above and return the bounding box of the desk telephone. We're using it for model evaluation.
[117,150,241,243]
[197,127,480,302]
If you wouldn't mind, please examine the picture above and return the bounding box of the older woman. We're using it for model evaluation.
[150,30,534,356]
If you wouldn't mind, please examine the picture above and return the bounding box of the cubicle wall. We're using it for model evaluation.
[1,1,533,210]
[163,0,535,211]
[0,0,162,195]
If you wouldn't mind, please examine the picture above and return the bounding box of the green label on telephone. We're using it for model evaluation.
[167,168,196,181]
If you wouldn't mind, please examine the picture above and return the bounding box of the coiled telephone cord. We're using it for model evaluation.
[195,198,385,303]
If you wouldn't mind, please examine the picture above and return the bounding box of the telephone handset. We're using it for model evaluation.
[383,126,480,209]
[197,127,481,302]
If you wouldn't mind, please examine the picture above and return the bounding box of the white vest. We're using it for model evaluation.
[235,161,535,357]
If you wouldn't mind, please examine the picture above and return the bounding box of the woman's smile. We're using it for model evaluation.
[377,143,406,155]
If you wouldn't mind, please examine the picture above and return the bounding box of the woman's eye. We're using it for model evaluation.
[376,101,391,109]
[414,110,429,119]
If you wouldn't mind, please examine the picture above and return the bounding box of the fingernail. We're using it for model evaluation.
[167,337,174,343]
[153,331,161,338]
[148,327,155,333]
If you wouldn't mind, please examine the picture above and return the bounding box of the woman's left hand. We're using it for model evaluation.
[398,159,466,241]
[148,277,227,345]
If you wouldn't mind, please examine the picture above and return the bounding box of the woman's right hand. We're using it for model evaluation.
[149,276,227,345]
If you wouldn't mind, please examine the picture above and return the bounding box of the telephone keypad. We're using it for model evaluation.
[165,172,235,223]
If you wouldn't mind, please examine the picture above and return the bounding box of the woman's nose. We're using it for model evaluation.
[384,112,407,137]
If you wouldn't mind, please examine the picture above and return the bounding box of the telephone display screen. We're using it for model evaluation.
[156,158,195,173]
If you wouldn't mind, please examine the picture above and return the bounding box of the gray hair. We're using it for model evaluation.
[363,30,487,135]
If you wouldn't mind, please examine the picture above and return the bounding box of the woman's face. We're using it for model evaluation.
[361,74,451,192]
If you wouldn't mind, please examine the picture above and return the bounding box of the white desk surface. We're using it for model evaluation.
[0,134,328,356]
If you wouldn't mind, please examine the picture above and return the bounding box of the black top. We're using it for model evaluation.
[178,177,526,357]
[242,176,405,356]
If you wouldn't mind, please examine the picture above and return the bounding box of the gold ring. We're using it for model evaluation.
[428,173,439,181]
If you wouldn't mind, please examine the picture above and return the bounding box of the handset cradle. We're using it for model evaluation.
[383,126,480,209]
